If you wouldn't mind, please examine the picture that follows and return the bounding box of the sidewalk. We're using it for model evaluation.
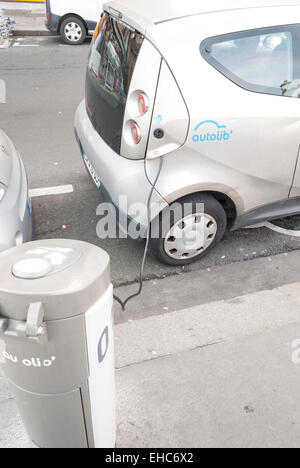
[1,252,300,448]
[116,283,300,448]
[0,1,49,35]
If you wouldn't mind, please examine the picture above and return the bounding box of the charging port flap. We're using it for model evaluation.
[147,61,189,159]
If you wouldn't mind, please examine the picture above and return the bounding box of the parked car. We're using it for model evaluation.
[45,0,103,45]
[75,0,300,266]
[0,129,32,252]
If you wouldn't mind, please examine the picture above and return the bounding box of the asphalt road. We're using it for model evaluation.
[1,36,300,287]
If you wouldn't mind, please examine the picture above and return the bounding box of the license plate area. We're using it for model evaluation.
[82,153,101,190]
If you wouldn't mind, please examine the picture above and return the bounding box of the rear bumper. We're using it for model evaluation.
[0,150,33,252]
[86,21,97,33]
[45,13,60,33]
[74,100,167,237]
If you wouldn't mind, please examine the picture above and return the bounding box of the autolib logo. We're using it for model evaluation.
[193,120,233,143]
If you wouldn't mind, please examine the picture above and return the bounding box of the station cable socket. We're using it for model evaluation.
[113,157,163,311]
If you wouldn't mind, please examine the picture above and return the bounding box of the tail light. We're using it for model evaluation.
[120,39,162,159]
[131,123,141,144]
[138,93,149,116]
[46,14,50,22]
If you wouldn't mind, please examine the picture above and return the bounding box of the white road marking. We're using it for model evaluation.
[0,40,10,49]
[264,221,300,238]
[19,44,39,47]
[29,185,74,198]
[246,221,300,238]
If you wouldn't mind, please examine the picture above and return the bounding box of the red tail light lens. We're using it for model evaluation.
[131,123,141,144]
[138,93,149,116]
[46,14,50,21]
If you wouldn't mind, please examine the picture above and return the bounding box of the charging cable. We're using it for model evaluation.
[113,157,164,311]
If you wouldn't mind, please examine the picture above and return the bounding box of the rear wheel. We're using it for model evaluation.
[150,194,227,266]
[60,17,86,45]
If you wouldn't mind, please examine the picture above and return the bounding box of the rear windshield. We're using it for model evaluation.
[85,13,144,154]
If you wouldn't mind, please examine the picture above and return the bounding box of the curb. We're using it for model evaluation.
[13,30,58,36]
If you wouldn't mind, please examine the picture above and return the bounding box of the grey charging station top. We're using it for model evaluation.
[0,239,111,321]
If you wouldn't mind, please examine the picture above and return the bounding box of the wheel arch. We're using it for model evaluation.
[204,191,237,229]
[168,190,238,229]
[59,13,88,33]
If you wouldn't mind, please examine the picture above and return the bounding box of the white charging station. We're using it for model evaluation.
[0,239,116,448]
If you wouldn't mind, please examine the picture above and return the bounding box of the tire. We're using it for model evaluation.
[149,193,227,266]
[60,17,87,45]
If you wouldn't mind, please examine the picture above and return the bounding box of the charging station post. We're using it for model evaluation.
[0,239,116,448]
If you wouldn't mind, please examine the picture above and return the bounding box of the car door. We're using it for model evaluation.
[70,0,102,24]
[148,15,300,215]
[198,23,300,209]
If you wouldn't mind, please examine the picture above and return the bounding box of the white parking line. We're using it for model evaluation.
[0,40,10,49]
[264,221,300,238]
[29,185,74,198]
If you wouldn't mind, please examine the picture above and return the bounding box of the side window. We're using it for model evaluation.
[201,25,300,98]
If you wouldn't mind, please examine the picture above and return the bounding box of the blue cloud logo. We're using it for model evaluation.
[193,120,233,143]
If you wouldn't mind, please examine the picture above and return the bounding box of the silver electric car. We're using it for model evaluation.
[0,129,32,252]
[75,0,300,266]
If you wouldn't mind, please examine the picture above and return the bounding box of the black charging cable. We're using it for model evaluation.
[113,157,164,311]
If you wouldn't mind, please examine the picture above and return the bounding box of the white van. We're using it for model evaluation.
[45,0,103,45]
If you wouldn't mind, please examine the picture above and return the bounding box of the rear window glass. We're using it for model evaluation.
[86,14,144,153]
[201,25,300,98]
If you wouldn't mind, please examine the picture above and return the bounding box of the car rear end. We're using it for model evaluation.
[74,5,190,236]
[0,131,32,252]
[45,0,60,33]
